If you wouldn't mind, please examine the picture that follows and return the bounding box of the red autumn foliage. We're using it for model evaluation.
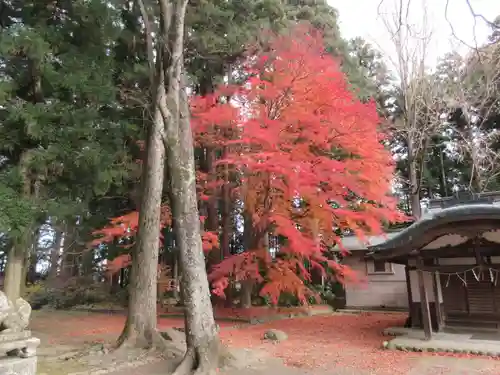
[90,204,218,271]
[90,140,220,260]
[90,207,171,248]
[105,254,170,279]
[192,25,404,304]
[105,254,132,275]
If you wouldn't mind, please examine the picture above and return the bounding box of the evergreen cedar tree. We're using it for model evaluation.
[92,25,403,304]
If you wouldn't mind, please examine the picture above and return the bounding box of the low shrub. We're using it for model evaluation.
[25,277,126,310]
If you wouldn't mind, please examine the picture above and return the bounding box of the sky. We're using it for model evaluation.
[328,0,500,69]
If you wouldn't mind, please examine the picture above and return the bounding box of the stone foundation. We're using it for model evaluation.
[383,328,500,357]
[0,356,37,375]
[0,330,39,375]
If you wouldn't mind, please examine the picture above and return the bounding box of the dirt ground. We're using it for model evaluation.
[30,310,500,375]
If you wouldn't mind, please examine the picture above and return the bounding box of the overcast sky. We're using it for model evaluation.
[328,0,500,69]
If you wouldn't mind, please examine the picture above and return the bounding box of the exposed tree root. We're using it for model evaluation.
[115,327,171,353]
[172,336,221,375]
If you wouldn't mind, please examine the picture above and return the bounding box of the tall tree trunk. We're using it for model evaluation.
[115,0,175,351]
[439,148,448,197]
[204,147,220,268]
[9,56,45,298]
[4,152,32,301]
[167,69,220,375]
[21,232,37,294]
[48,226,64,280]
[62,222,79,279]
[408,140,421,219]
[199,76,217,238]
[82,250,94,277]
[220,147,231,260]
[159,0,219,358]
[311,219,324,287]
[240,280,253,309]
[221,65,233,262]
[220,183,232,307]
[239,209,257,308]
[117,104,165,349]
[205,148,218,232]
[409,163,421,219]
[5,239,27,301]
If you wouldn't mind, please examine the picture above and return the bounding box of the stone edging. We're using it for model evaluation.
[382,340,500,357]
[381,327,500,357]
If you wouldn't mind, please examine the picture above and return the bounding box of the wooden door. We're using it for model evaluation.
[440,274,468,315]
[441,273,500,327]
[467,279,496,315]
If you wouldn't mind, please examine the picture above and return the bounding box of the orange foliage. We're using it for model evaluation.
[90,206,171,247]
[105,254,132,275]
[192,25,405,304]
[91,206,219,272]
[104,255,171,278]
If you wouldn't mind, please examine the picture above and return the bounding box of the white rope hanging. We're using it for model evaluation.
[472,268,480,282]
[418,266,500,287]
[457,271,467,286]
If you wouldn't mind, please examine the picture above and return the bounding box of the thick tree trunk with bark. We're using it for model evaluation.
[5,241,26,301]
[167,72,220,375]
[159,0,220,357]
[114,0,174,350]
[130,0,220,367]
[117,106,165,349]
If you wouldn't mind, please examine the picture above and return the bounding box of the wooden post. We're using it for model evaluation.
[432,271,443,332]
[405,265,413,309]
[417,258,432,340]
[405,265,414,326]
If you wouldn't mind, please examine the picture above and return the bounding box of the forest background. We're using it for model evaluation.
[0,0,499,370]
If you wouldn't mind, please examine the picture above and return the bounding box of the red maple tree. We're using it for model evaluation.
[192,25,403,304]
[91,205,219,275]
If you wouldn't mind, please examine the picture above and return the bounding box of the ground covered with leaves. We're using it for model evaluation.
[31,310,500,375]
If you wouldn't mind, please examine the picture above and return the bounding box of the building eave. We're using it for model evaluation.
[367,204,500,260]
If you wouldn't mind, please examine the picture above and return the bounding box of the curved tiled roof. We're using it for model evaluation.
[367,204,500,257]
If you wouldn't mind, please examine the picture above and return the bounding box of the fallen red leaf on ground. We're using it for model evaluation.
[32,311,500,374]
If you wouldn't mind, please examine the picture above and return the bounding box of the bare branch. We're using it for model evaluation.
[444,0,480,53]
[379,0,446,216]
[465,0,499,30]
[442,41,500,192]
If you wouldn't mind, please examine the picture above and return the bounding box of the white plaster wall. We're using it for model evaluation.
[409,270,443,303]
[343,255,408,309]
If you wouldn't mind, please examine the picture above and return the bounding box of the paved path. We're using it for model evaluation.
[408,356,500,375]
[103,355,500,375]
